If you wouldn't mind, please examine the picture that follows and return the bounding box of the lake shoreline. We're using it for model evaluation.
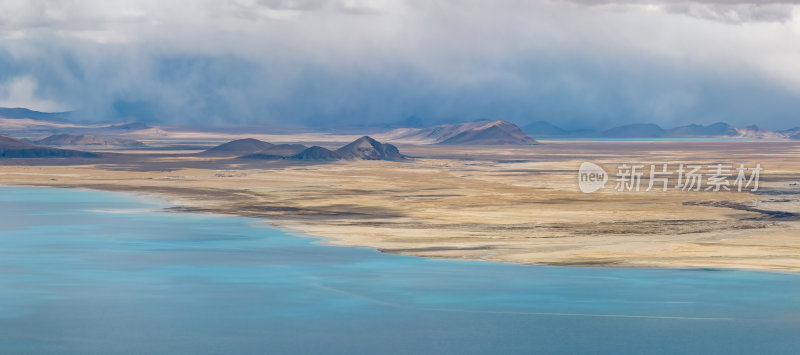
[3,180,799,274]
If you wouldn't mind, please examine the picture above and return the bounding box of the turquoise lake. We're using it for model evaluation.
[0,186,798,354]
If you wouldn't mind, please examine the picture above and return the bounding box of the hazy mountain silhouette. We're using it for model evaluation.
[385,120,538,145]
[199,138,275,156]
[0,134,99,158]
[601,124,666,138]
[663,123,738,137]
[735,125,787,140]
[107,122,150,131]
[522,121,596,137]
[523,120,791,139]
[780,127,800,140]
[0,107,71,122]
[32,134,145,147]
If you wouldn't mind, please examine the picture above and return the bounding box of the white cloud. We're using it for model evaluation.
[0,76,68,112]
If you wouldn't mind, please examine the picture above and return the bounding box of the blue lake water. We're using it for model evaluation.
[0,186,798,354]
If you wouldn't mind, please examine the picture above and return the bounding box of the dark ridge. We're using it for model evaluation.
[259,144,308,156]
[336,136,404,160]
[238,144,309,160]
[238,153,285,160]
[287,146,344,161]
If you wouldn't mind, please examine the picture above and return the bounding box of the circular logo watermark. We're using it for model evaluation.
[578,162,608,193]
[578,162,762,193]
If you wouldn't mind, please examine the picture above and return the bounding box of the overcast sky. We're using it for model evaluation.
[1,0,800,129]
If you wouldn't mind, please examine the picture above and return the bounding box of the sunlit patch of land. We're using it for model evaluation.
[1,138,799,271]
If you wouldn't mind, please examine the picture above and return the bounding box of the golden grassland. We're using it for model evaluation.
[1,140,799,271]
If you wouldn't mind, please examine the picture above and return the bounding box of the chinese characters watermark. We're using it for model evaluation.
[579,163,762,193]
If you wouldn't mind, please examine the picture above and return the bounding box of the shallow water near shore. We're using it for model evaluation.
[0,186,798,354]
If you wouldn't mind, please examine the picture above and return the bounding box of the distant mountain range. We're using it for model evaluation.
[203,136,404,161]
[3,106,798,142]
[28,134,145,147]
[0,107,159,138]
[522,121,800,139]
[781,127,800,140]
[382,120,538,145]
[0,107,71,122]
[0,134,100,158]
[522,121,595,137]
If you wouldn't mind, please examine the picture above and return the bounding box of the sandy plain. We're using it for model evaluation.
[1,139,799,271]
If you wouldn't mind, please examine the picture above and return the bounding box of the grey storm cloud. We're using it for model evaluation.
[1,0,800,129]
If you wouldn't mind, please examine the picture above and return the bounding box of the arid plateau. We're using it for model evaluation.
[2,134,798,272]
